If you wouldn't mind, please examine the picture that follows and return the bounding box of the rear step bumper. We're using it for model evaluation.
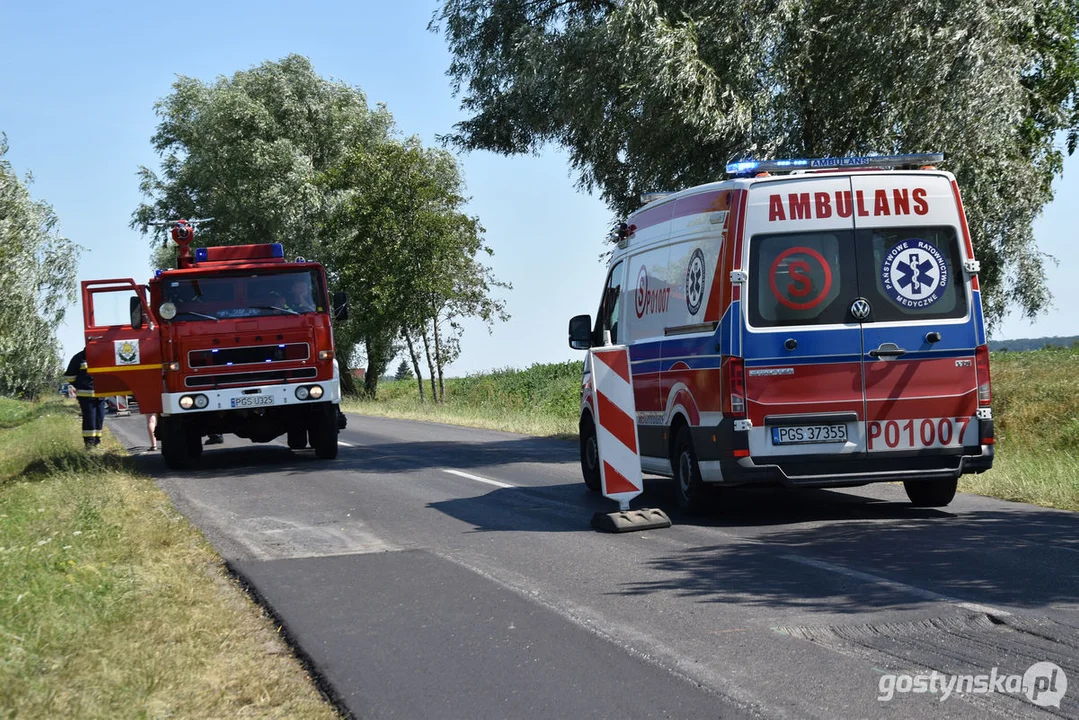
[707,444,994,488]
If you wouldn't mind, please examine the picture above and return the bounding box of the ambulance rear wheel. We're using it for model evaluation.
[903,478,957,507]
[674,426,707,514]
[579,415,601,492]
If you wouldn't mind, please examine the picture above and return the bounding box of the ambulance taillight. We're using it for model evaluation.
[975,344,992,406]
[724,357,746,417]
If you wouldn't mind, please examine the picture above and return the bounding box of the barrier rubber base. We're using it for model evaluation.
[591,508,672,533]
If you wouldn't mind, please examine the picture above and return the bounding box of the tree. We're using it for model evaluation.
[434,0,1079,327]
[394,359,413,381]
[132,54,394,379]
[320,138,508,399]
[0,135,80,398]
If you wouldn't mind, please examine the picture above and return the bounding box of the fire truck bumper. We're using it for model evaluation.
[160,379,340,416]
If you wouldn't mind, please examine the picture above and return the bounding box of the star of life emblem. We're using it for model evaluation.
[882,239,949,309]
[685,248,706,315]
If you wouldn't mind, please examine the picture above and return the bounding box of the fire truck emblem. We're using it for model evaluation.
[115,340,140,366]
[882,239,948,309]
[685,248,706,315]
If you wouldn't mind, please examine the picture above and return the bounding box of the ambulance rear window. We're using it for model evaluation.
[748,231,857,328]
[857,226,967,322]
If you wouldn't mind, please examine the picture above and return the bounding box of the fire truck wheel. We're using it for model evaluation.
[674,425,707,514]
[287,428,308,450]
[160,417,193,470]
[186,429,203,458]
[311,406,339,459]
[903,478,958,507]
[579,415,600,492]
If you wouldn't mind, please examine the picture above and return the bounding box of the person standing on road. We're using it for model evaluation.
[64,348,106,449]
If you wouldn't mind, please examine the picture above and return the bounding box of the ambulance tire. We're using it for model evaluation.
[287,428,308,450]
[160,417,193,470]
[903,478,958,507]
[311,405,339,460]
[579,415,601,492]
[674,426,707,514]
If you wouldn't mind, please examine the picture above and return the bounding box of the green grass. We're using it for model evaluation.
[0,398,335,719]
[349,351,1079,511]
[344,361,582,438]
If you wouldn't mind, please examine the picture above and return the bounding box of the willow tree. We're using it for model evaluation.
[0,135,80,398]
[434,0,1079,326]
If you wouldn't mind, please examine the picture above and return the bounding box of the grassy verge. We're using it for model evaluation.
[347,351,1079,512]
[0,397,335,718]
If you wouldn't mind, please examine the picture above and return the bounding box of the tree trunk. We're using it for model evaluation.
[420,326,439,402]
[363,331,394,397]
[403,329,426,404]
[432,306,446,402]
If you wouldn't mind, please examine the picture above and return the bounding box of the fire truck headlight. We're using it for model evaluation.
[193,394,209,409]
[179,395,195,410]
[318,350,334,361]
[159,302,177,320]
[308,385,324,399]
[295,386,310,401]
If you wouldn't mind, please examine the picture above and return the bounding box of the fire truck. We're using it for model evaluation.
[81,220,347,469]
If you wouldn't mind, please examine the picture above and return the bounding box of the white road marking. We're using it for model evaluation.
[780,554,1010,616]
[441,468,515,489]
[338,440,354,447]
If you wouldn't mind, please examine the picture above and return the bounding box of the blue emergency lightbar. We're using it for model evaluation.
[194,247,208,262]
[725,153,944,176]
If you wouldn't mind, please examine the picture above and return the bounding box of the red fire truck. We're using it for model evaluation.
[81,220,347,469]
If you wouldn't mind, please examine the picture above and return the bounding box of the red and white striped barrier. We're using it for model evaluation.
[588,346,643,509]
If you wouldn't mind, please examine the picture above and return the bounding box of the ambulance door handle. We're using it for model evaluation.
[869,343,906,358]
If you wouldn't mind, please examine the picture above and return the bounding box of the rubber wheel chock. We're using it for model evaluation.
[591,508,672,533]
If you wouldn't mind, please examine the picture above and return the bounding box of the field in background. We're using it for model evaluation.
[347,349,1079,512]
[0,397,334,718]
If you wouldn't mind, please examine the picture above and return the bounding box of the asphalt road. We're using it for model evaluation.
[105,412,1079,719]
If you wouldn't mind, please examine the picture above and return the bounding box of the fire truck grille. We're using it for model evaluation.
[189,343,309,367]
[184,367,319,388]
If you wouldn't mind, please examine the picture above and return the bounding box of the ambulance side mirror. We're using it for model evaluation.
[568,314,593,350]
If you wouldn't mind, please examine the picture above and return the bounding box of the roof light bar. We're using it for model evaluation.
[725,153,944,176]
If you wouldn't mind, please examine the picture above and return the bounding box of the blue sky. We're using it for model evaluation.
[1,2,1076,376]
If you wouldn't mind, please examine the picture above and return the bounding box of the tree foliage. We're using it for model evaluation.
[434,0,1079,325]
[0,135,80,398]
[133,56,508,393]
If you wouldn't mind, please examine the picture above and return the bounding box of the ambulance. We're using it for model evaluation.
[568,154,994,511]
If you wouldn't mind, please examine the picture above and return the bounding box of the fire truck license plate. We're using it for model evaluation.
[771,424,847,445]
[231,395,275,408]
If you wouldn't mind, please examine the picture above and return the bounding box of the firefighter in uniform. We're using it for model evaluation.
[64,348,107,448]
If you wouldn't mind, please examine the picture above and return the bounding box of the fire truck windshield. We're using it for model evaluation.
[161,269,323,321]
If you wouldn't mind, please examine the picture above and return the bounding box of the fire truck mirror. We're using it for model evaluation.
[333,291,349,322]
[129,296,145,329]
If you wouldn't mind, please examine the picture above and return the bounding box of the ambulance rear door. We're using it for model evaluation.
[742,176,867,460]
[849,173,979,457]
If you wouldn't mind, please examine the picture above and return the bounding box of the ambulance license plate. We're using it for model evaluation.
[231,395,274,408]
[771,424,847,445]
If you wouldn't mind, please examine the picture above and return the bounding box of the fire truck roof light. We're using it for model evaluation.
[725,153,944,176]
[195,247,209,262]
[270,243,284,258]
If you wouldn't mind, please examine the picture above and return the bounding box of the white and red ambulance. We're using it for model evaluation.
[569,154,994,511]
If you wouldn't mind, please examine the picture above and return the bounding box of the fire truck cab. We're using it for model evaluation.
[569,154,994,512]
[81,221,347,469]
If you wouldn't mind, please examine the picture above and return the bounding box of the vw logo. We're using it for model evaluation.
[850,298,872,320]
